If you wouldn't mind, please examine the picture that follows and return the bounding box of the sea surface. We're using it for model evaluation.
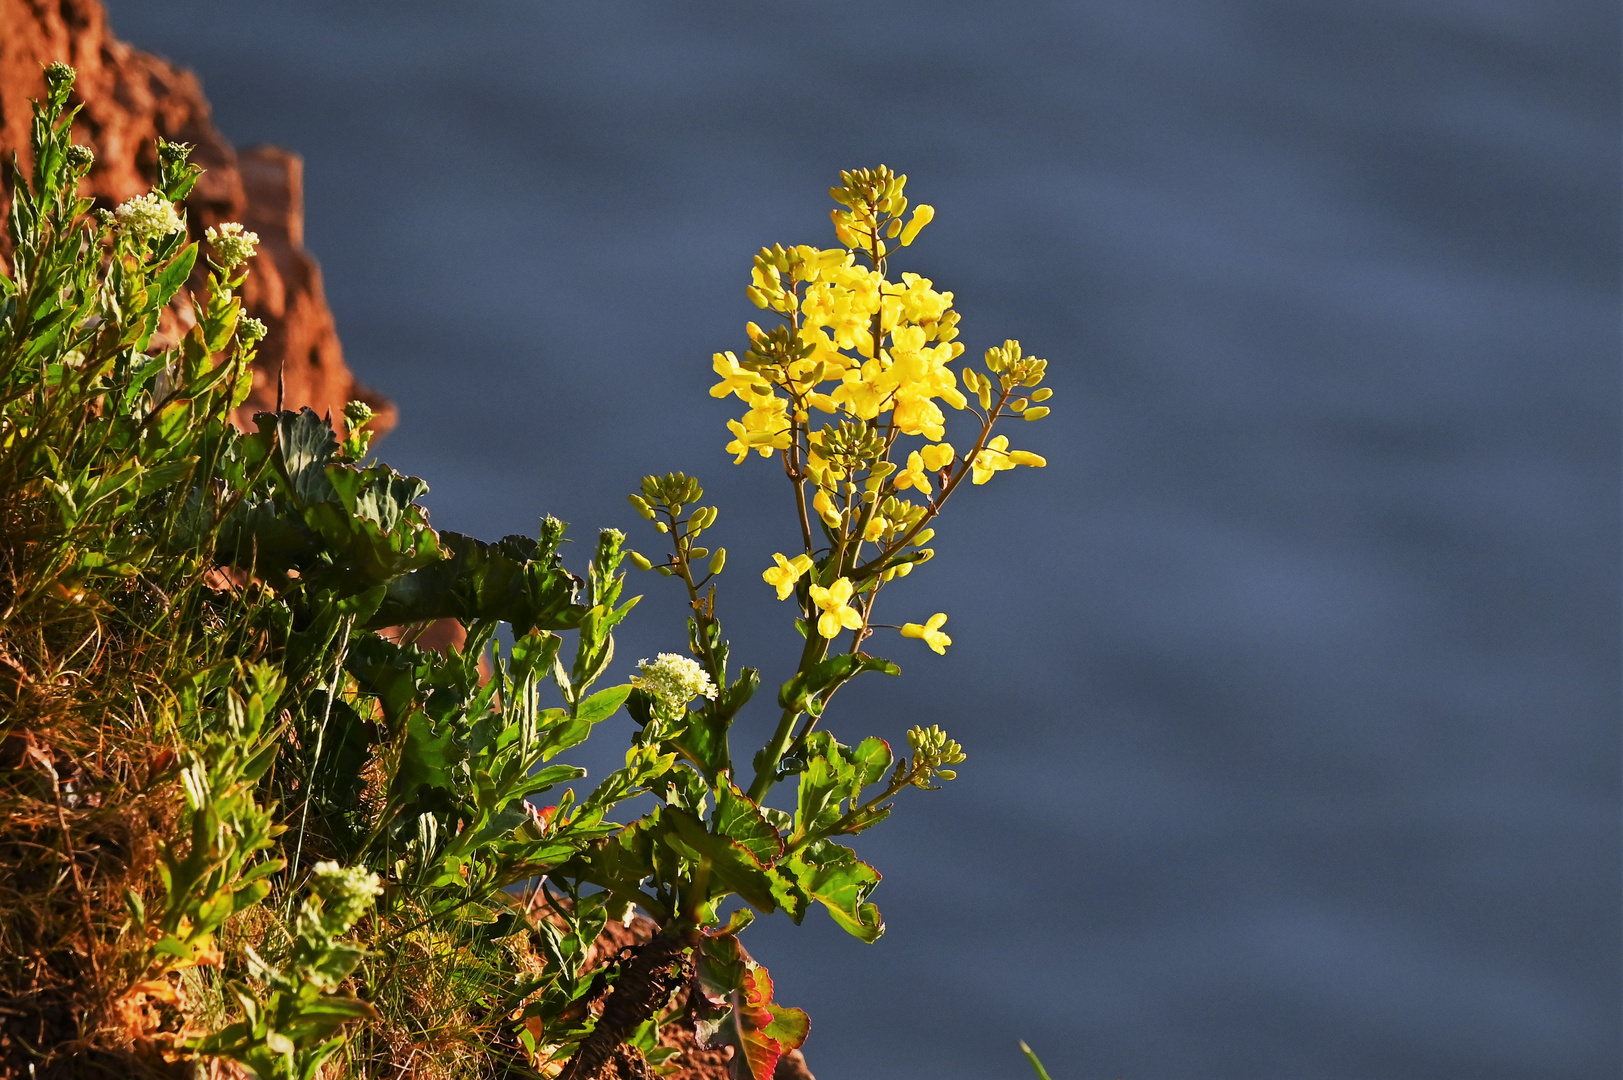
[105,3,1621,1078]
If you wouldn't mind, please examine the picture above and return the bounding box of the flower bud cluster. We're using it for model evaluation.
[304,860,383,938]
[65,144,94,174]
[631,653,717,711]
[906,724,967,784]
[628,472,726,580]
[114,192,184,241]
[205,221,260,269]
[43,62,75,106]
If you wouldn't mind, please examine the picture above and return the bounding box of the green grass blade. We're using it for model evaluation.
[1020,1041,1055,1080]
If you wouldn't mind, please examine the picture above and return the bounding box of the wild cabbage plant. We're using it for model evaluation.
[0,65,1050,1080]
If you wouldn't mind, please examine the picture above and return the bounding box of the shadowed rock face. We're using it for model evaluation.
[0,0,393,436]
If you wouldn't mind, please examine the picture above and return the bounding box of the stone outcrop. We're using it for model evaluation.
[0,0,393,435]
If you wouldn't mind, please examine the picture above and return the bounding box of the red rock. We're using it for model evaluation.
[0,0,393,437]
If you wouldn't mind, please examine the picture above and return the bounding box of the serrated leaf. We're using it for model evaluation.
[390,709,465,806]
[785,840,884,943]
[713,782,784,867]
[656,808,777,912]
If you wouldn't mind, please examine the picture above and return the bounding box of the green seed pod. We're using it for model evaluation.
[629,494,655,520]
[709,548,727,575]
[690,547,709,561]
[628,551,653,571]
[655,521,669,534]
[656,565,674,576]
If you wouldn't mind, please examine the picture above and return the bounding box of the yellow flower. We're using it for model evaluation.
[812,488,842,529]
[710,351,757,400]
[724,391,791,463]
[893,451,931,495]
[808,576,865,639]
[971,435,1015,484]
[900,612,951,654]
[920,442,955,471]
[1008,450,1046,468]
[762,552,815,600]
[862,514,889,542]
[898,204,934,246]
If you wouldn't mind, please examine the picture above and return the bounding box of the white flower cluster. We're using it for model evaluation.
[631,652,717,710]
[114,192,183,240]
[206,221,259,268]
[309,859,383,932]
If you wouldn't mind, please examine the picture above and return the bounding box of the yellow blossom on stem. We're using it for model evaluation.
[894,451,931,495]
[710,351,757,400]
[812,488,842,529]
[763,553,815,600]
[808,577,864,639]
[971,435,1013,484]
[920,442,955,472]
[900,613,952,654]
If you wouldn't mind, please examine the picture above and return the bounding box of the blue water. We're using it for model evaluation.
[105,3,1620,1077]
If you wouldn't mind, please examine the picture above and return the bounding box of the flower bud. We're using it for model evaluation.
[690,547,709,560]
[709,548,727,575]
[629,494,655,519]
[1022,407,1051,421]
[656,565,674,576]
[628,551,654,571]
[1031,387,1053,402]
[913,529,935,546]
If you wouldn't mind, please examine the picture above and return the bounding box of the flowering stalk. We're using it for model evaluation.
[597,166,1050,1079]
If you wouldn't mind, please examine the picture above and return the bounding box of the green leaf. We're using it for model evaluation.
[792,731,856,838]
[712,782,784,867]
[150,243,198,307]
[390,709,466,807]
[777,652,899,712]
[372,530,583,632]
[655,808,777,912]
[849,736,893,790]
[784,840,884,943]
[574,684,630,724]
[763,1004,811,1052]
[264,407,340,504]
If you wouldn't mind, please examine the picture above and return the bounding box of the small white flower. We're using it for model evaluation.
[309,860,383,931]
[114,192,184,240]
[630,652,717,710]
[205,221,259,268]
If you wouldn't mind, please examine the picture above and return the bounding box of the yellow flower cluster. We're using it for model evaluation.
[709,167,1052,656]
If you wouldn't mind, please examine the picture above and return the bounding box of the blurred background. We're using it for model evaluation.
[103,3,1620,1078]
